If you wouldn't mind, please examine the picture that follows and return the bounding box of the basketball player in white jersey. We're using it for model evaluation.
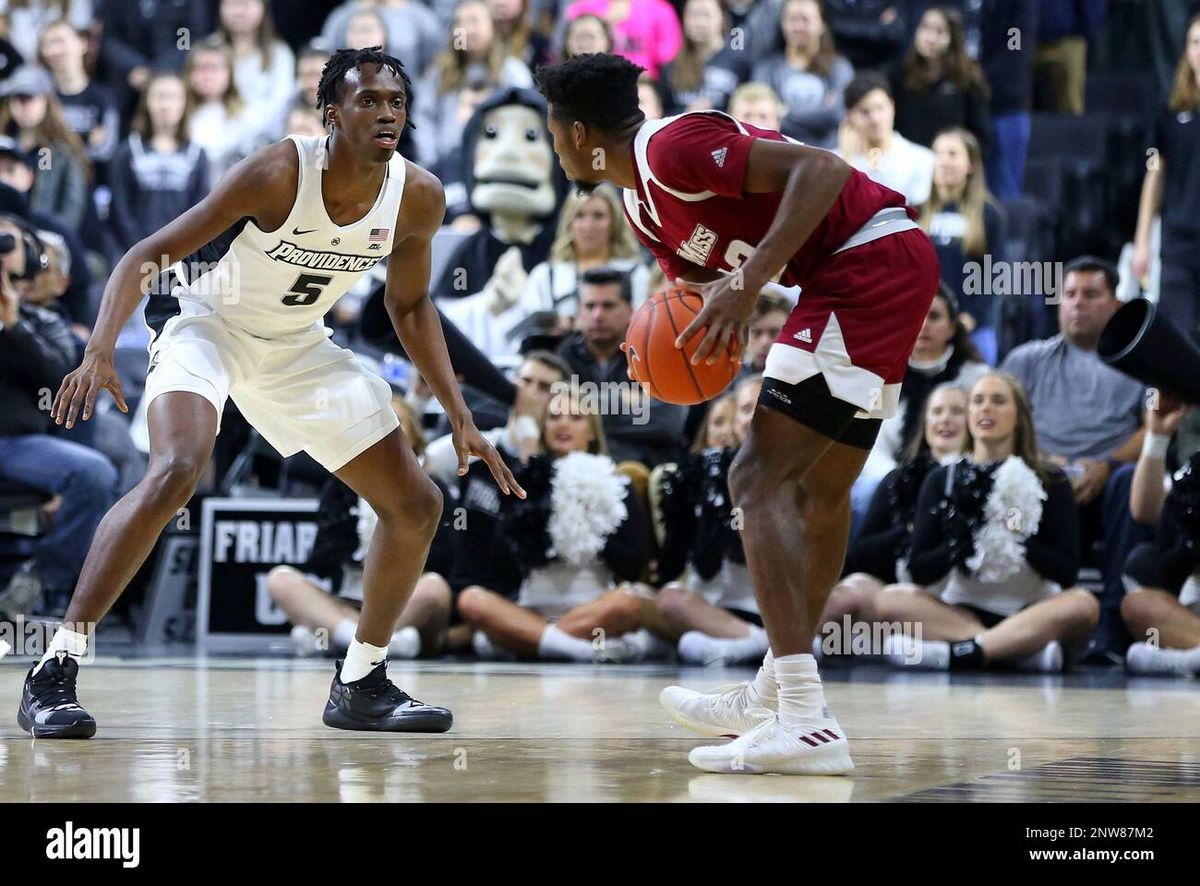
[18,48,523,738]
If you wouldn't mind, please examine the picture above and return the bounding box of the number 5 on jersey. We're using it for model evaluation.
[282,273,333,307]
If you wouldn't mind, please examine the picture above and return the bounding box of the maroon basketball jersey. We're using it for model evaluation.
[621,111,911,287]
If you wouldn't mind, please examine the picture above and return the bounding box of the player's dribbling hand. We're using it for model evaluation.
[453,416,527,498]
[52,349,128,429]
[673,275,758,366]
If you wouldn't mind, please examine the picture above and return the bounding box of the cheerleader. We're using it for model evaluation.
[1122,394,1200,675]
[820,382,969,644]
[456,389,655,662]
[651,374,766,666]
[877,372,1099,671]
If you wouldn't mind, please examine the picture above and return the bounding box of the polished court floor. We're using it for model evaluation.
[2,656,1199,802]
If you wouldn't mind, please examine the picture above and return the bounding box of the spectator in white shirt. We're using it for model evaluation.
[838,70,934,207]
[216,0,295,143]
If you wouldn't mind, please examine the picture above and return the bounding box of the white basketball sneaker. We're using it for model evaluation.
[687,709,855,775]
[659,682,777,737]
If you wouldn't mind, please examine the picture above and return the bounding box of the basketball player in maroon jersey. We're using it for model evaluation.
[537,54,940,774]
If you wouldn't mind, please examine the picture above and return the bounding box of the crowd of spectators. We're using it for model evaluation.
[2,0,1200,677]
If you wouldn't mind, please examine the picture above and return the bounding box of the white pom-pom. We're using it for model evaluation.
[547,452,629,566]
[965,456,1046,582]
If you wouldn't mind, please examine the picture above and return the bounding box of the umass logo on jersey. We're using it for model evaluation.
[265,240,382,273]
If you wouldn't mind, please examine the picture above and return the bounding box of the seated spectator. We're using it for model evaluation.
[216,0,295,144]
[653,374,768,665]
[269,397,458,659]
[0,220,115,617]
[491,0,553,73]
[727,81,785,131]
[415,0,533,166]
[108,72,209,255]
[749,0,853,150]
[1001,256,1151,661]
[1,0,91,64]
[661,0,749,115]
[185,40,255,184]
[0,136,94,327]
[876,372,1098,672]
[825,383,970,637]
[557,268,688,466]
[38,19,120,171]
[1122,394,1200,675]
[456,388,659,662]
[919,126,1005,364]
[560,12,612,59]
[518,184,651,328]
[319,0,443,80]
[429,73,496,228]
[887,5,991,151]
[1132,13,1200,340]
[559,0,682,80]
[0,65,90,231]
[838,71,933,208]
[738,291,789,380]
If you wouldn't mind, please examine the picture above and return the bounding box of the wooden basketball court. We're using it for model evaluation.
[3,658,1199,802]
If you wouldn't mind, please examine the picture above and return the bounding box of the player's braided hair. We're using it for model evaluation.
[535,53,645,133]
[316,46,416,131]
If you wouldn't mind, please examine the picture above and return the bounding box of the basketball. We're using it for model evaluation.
[622,288,739,405]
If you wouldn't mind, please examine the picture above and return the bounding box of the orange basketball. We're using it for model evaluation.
[622,288,739,405]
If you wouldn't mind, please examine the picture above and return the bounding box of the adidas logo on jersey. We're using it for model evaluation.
[711,147,728,167]
[794,328,813,343]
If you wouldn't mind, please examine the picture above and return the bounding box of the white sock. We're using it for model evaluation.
[33,627,88,676]
[774,653,829,726]
[537,624,595,661]
[332,619,358,653]
[340,638,387,683]
[747,647,778,706]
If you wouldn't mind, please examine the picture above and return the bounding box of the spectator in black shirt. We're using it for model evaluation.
[888,5,990,151]
[38,19,120,171]
[1132,13,1200,341]
[661,0,750,115]
[108,72,209,255]
[556,267,688,468]
[0,220,115,616]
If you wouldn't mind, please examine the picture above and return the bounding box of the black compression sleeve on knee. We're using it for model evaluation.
[757,375,858,441]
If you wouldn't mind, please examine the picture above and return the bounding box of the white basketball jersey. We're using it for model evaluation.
[171,135,406,339]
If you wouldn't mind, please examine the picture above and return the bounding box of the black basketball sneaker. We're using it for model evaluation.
[17,652,97,739]
[322,660,453,732]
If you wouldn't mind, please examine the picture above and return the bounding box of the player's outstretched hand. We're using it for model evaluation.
[673,275,757,366]
[52,349,128,429]
[454,418,527,498]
